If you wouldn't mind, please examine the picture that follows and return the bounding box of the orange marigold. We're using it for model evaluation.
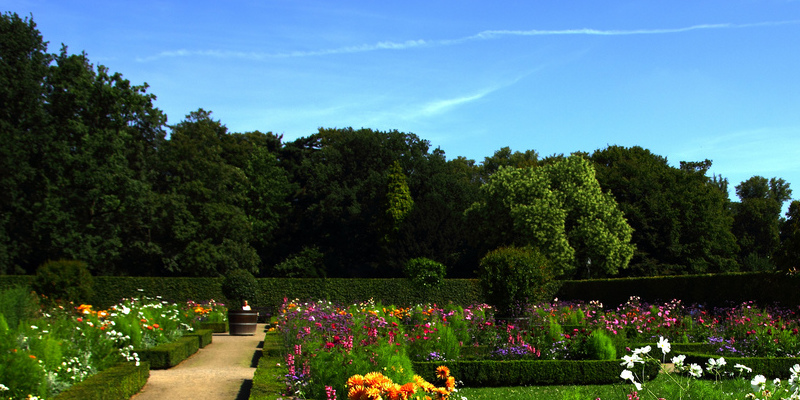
[435,366,450,379]
[364,371,388,387]
[347,374,366,388]
[445,376,455,392]
[366,387,383,400]
[348,385,367,400]
[399,382,417,398]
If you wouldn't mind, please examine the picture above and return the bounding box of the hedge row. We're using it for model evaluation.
[52,361,150,400]
[137,335,201,369]
[677,352,800,380]
[3,272,800,311]
[184,328,214,348]
[250,330,287,400]
[412,359,661,387]
[557,271,800,308]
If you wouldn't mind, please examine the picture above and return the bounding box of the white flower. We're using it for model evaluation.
[671,354,686,367]
[30,325,38,330]
[633,345,652,355]
[620,369,634,381]
[0,383,9,391]
[620,369,642,390]
[774,378,782,387]
[657,336,671,354]
[689,363,703,378]
[752,374,767,389]
[707,357,726,371]
[735,363,753,374]
[621,354,644,369]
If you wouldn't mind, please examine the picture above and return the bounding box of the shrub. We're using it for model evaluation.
[273,246,325,278]
[403,257,447,291]
[478,246,554,316]
[32,259,93,304]
[586,329,617,360]
[220,269,259,309]
[0,286,40,330]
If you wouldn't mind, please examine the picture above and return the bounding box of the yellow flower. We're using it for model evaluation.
[435,366,450,379]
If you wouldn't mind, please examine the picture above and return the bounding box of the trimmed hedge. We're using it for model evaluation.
[137,336,200,369]
[677,352,800,379]
[412,359,661,387]
[557,271,800,308]
[184,328,213,348]
[52,361,149,400]
[3,272,800,312]
[250,330,287,400]
[199,321,228,333]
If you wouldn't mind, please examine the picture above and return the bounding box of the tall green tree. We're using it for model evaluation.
[384,160,414,239]
[590,146,738,275]
[152,110,258,276]
[775,200,800,271]
[1,13,167,274]
[732,176,792,270]
[280,127,437,277]
[467,155,635,279]
[0,13,52,273]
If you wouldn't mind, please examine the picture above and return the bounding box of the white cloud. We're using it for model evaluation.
[137,20,800,62]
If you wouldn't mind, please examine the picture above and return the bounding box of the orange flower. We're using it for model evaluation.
[399,382,417,398]
[348,385,367,400]
[435,366,450,379]
[347,374,365,388]
[445,376,455,392]
[29,354,36,359]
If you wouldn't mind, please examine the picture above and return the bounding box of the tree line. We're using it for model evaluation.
[2,13,798,279]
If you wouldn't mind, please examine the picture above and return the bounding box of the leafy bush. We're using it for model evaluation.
[32,259,93,304]
[273,246,325,278]
[220,269,259,309]
[0,286,40,330]
[478,246,554,316]
[403,257,447,291]
[586,329,617,360]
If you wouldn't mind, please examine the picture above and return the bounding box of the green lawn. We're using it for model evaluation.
[458,375,754,400]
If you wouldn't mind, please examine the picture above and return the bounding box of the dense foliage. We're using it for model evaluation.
[1,13,797,279]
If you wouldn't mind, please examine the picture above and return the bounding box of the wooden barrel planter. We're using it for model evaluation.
[228,310,259,335]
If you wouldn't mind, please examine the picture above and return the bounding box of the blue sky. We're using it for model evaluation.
[5,1,800,208]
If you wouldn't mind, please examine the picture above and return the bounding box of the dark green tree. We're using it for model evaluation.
[280,127,438,277]
[0,13,52,273]
[732,176,792,270]
[1,13,167,274]
[775,200,800,271]
[590,146,738,275]
[153,110,258,276]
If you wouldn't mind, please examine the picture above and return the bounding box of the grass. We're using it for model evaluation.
[249,327,289,400]
[458,375,755,400]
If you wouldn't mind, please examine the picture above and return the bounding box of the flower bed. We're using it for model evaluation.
[274,296,800,399]
[0,288,227,399]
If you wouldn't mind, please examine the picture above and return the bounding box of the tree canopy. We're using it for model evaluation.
[1,13,796,279]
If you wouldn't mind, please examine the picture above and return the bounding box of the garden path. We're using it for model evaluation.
[131,324,268,400]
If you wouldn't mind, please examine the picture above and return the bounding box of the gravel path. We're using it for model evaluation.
[131,324,268,400]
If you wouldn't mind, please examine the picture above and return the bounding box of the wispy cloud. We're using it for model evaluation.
[138,20,800,62]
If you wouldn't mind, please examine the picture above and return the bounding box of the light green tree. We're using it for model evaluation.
[468,155,634,278]
[385,160,414,238]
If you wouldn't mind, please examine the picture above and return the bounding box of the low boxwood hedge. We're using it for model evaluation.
[250,330,287,400]
[137,336,200,369]
[53,361,150,400]
[677,352,800,379]
[412,358,661,387]
[184,328,213,348]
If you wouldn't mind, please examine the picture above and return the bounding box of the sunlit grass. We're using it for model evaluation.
[458,374,753,400]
